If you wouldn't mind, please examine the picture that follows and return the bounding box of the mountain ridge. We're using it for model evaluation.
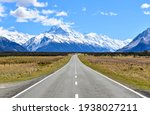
[0,27,34,45]
[24,25,131,52]
[117,28,150,52]
[0,26,131,52]
[0,36,27,52]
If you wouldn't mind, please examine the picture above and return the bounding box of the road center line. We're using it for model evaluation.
[75,94,79,98]
[75,75,77,78]
[75,81,78,86]
[12,59,69,98]
[75,59,77,75]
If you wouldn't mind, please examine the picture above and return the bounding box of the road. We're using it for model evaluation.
[11,55,146,98]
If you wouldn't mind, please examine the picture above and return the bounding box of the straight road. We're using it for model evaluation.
[13,55,146,98]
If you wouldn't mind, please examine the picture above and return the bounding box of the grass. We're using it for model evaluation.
[79,55,150,90]
[0,55,71,83]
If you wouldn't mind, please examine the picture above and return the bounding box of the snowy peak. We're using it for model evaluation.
[25,25,131,52]
[0,36,27,52]
[0,26,132,52]
[84,33,131,51]
[117,28,150,52]
[46,25,84,39]
[142,28,150,36]
[0,27,34,45]
[47,26,69,36]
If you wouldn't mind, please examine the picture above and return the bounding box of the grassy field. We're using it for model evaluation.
[79,55,150,90]
[0,55,70,83]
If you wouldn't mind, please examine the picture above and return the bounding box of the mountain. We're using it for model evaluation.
[117,28,150,52]
[0,36,27,52]
[25,25,131,52]
[84,33,131,51]
[0,27,34,45]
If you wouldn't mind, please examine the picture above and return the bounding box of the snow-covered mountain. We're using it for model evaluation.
[25,25,131,52]
[0,36,27,52]
[117,28,150,52]
[0,27,34,45]
[85,33,131,51]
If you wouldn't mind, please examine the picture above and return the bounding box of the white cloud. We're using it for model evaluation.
[82,7,87,12]
[100,12,108,16]
[56,11,68,17]
[42,10,55,15]
[100,11,118,16]
[109,12,118,16]
[141,3,150,15]
[3,0,69,27]
[0,4,6,17]
[39,18,63,26]
[143,11,150,15]
[141,3,150,9]
[10,7,65,26]
[0,0,47,7]
[17,0,48,7]
[42,10,68,17]
[10,7,39,22]
[0,0,16,3]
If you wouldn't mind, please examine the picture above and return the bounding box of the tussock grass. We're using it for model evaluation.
[79,55,150,90]
[0,56,70,83]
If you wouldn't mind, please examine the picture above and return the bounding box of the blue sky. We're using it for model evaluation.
[0,0,150,40]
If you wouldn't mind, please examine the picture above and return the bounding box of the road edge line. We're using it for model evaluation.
[12,57,71,98]
[78,56,147,98]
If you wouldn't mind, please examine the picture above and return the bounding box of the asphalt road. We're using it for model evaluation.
[11,55,146,98]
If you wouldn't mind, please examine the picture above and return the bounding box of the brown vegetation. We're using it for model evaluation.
[0,56,70,83]
[79,55,150,90]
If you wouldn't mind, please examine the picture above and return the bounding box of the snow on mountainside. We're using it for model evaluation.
[0,25,131,52]
[25,25,86,51]
[25,25,131,52]
[0,27,34,45]
[117,28,150,52]
[85,33,131,51]
[0,36,27,52]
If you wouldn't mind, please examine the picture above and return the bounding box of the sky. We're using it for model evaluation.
[0,0,150,40]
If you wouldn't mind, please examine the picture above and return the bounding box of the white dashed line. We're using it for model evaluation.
[75,75,77,78]
[75,94,79,98]
[75,81,78,86]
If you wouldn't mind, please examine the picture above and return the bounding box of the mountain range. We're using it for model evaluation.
[24,25,131,52]
[117,28,150,52]
[3,25,150,52]
[0,27,34,45]
[0,36,27,52]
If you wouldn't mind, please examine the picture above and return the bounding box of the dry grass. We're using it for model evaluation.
[0,56,70,83]
[79,55,150,90]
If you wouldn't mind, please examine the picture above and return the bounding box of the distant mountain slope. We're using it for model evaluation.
[117,28,150,52]
[24,25,130,52]
[0,27,34,45]
[0,36,27,52]
[85,33,131,51]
